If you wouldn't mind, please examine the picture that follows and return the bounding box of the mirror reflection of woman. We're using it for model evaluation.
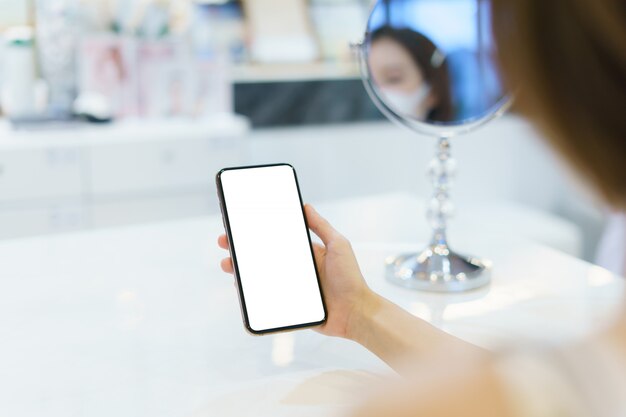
[368,26,453,122]
[219,0,626,415]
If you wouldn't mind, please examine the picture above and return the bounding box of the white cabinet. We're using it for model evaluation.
[87,134,243,227]
[0,202,86,239]
[0,117,249,239]
[89,140,210,196]
[89,137,243,197]
[91,192,214,228]
[0,147,83,202]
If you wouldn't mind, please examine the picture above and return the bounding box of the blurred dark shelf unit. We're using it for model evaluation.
[234,79,384,128]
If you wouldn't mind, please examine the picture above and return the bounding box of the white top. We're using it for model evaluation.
[596,211,626,277]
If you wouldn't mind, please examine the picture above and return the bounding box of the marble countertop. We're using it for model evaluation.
[0,194,622,417]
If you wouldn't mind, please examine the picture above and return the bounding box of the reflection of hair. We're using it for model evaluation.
[370,25,453,122]
[491,0,626,208]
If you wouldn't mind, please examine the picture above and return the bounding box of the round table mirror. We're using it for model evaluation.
[353,0,512,292]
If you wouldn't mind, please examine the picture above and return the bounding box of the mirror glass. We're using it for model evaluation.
[362,0,509,132]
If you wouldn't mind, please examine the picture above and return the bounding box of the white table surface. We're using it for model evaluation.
[0,194,623,417]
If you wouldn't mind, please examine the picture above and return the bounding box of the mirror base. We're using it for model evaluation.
[385,248,491,292]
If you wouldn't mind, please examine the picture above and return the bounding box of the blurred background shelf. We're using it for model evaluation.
[0,0,613,266]
[231,62,360,83]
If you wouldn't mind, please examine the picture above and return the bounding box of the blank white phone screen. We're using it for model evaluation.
[220,165,325,333]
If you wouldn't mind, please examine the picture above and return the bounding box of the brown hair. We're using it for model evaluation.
[490,0,626,208]
[371,26,454,122]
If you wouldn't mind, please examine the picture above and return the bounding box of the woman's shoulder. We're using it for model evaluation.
[493,338,626,417]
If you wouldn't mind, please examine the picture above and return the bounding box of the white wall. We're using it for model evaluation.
[245,115,573,208]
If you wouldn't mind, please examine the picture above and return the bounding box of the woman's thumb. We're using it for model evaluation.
[304,204,339,245]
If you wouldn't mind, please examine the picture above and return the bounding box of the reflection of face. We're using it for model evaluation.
[370,37,424,92]
[369,37,436,119]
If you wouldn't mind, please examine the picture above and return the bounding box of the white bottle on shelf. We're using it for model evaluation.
[1,26,38,118]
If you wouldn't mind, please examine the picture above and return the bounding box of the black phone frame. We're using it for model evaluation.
[216,163,328,335]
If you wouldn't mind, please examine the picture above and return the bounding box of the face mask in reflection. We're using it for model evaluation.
[382,84,431,120]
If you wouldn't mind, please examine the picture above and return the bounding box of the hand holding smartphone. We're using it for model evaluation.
[216,164,327,335]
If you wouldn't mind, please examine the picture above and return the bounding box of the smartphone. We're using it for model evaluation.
[216,163,327,335]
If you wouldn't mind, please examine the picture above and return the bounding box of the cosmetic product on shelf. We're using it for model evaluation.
[1,26,38,118]
[35,0,79,119]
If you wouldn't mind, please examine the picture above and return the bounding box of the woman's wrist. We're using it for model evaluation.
[344,286,485,367]
[345,287,383,343]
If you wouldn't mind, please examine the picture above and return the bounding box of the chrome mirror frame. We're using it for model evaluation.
[351,8,513,292]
